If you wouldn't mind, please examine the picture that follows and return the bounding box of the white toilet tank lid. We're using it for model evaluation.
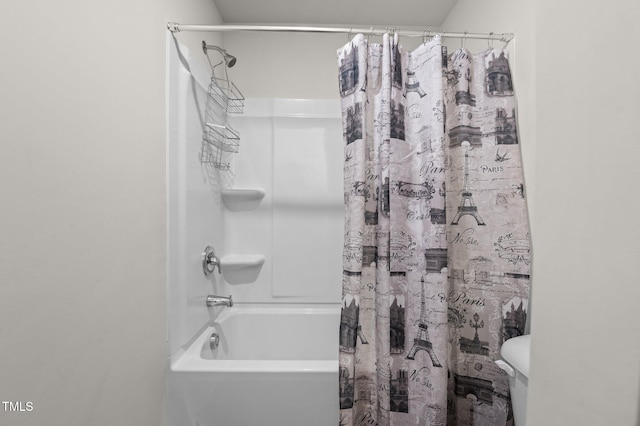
[500,334,531,378]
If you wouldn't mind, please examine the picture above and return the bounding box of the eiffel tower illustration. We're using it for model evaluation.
[406,277,442,367]
[451,142,486,226]
[404,70,426,98]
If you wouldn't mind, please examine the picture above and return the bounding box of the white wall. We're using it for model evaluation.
[0,1,221,425]
[529,1,640,425]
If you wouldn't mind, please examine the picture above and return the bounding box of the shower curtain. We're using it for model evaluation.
[338,34,530,425]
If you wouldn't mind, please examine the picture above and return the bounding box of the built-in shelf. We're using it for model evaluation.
[220,254,266,284]
[220,254,265,270]
[221,188,265,211]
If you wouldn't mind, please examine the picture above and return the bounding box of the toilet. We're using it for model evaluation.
[495,334,531,426]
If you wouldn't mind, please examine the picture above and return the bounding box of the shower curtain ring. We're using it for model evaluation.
[461,31,468,49]
[423,28,431,44]
[501,33,513,49]
[488,32,494,49]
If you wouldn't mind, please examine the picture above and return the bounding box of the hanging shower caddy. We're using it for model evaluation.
[199,41,244,171]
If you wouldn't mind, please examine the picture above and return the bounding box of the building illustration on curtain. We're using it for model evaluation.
[339,366,354,409]
[448,124,482,148]
[502,296,528,340]
[390,296,405,354]
[344,103,363,144]
[340,295,368,353]
[390,101,406,140]
[495,108,519,144]
[390,369,409,413]
[339,44,359,96]
[486,51,513,96]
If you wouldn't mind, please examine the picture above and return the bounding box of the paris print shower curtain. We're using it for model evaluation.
[338,34,530,425]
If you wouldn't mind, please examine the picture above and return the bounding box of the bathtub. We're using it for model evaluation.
[168,304,340,426]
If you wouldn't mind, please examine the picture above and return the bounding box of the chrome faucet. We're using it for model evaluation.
[206,295,233,307]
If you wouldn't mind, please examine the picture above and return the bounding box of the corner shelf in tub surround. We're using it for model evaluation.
[221,188,265,211]
[220,254,266,284]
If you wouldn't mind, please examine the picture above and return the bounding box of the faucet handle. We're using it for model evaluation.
[202,245,221,276]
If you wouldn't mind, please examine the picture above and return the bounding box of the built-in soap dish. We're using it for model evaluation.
[221,189,265,211]
[220,254,266,284]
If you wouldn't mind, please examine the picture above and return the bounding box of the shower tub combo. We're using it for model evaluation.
[167,35,344,425]
[168,305,340,426]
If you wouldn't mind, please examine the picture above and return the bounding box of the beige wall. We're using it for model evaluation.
[529,1,640,425]
[4,0,639,425]
[222,31,346,99]
[0,1,220,425]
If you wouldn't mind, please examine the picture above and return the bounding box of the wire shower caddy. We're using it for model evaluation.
[199,42,244,172]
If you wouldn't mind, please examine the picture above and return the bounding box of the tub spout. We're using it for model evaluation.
[206,295,233,307]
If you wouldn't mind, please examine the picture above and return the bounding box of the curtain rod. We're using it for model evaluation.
[167,23,514,44]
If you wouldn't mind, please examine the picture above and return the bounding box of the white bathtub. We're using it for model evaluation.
[168,304,340,426]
